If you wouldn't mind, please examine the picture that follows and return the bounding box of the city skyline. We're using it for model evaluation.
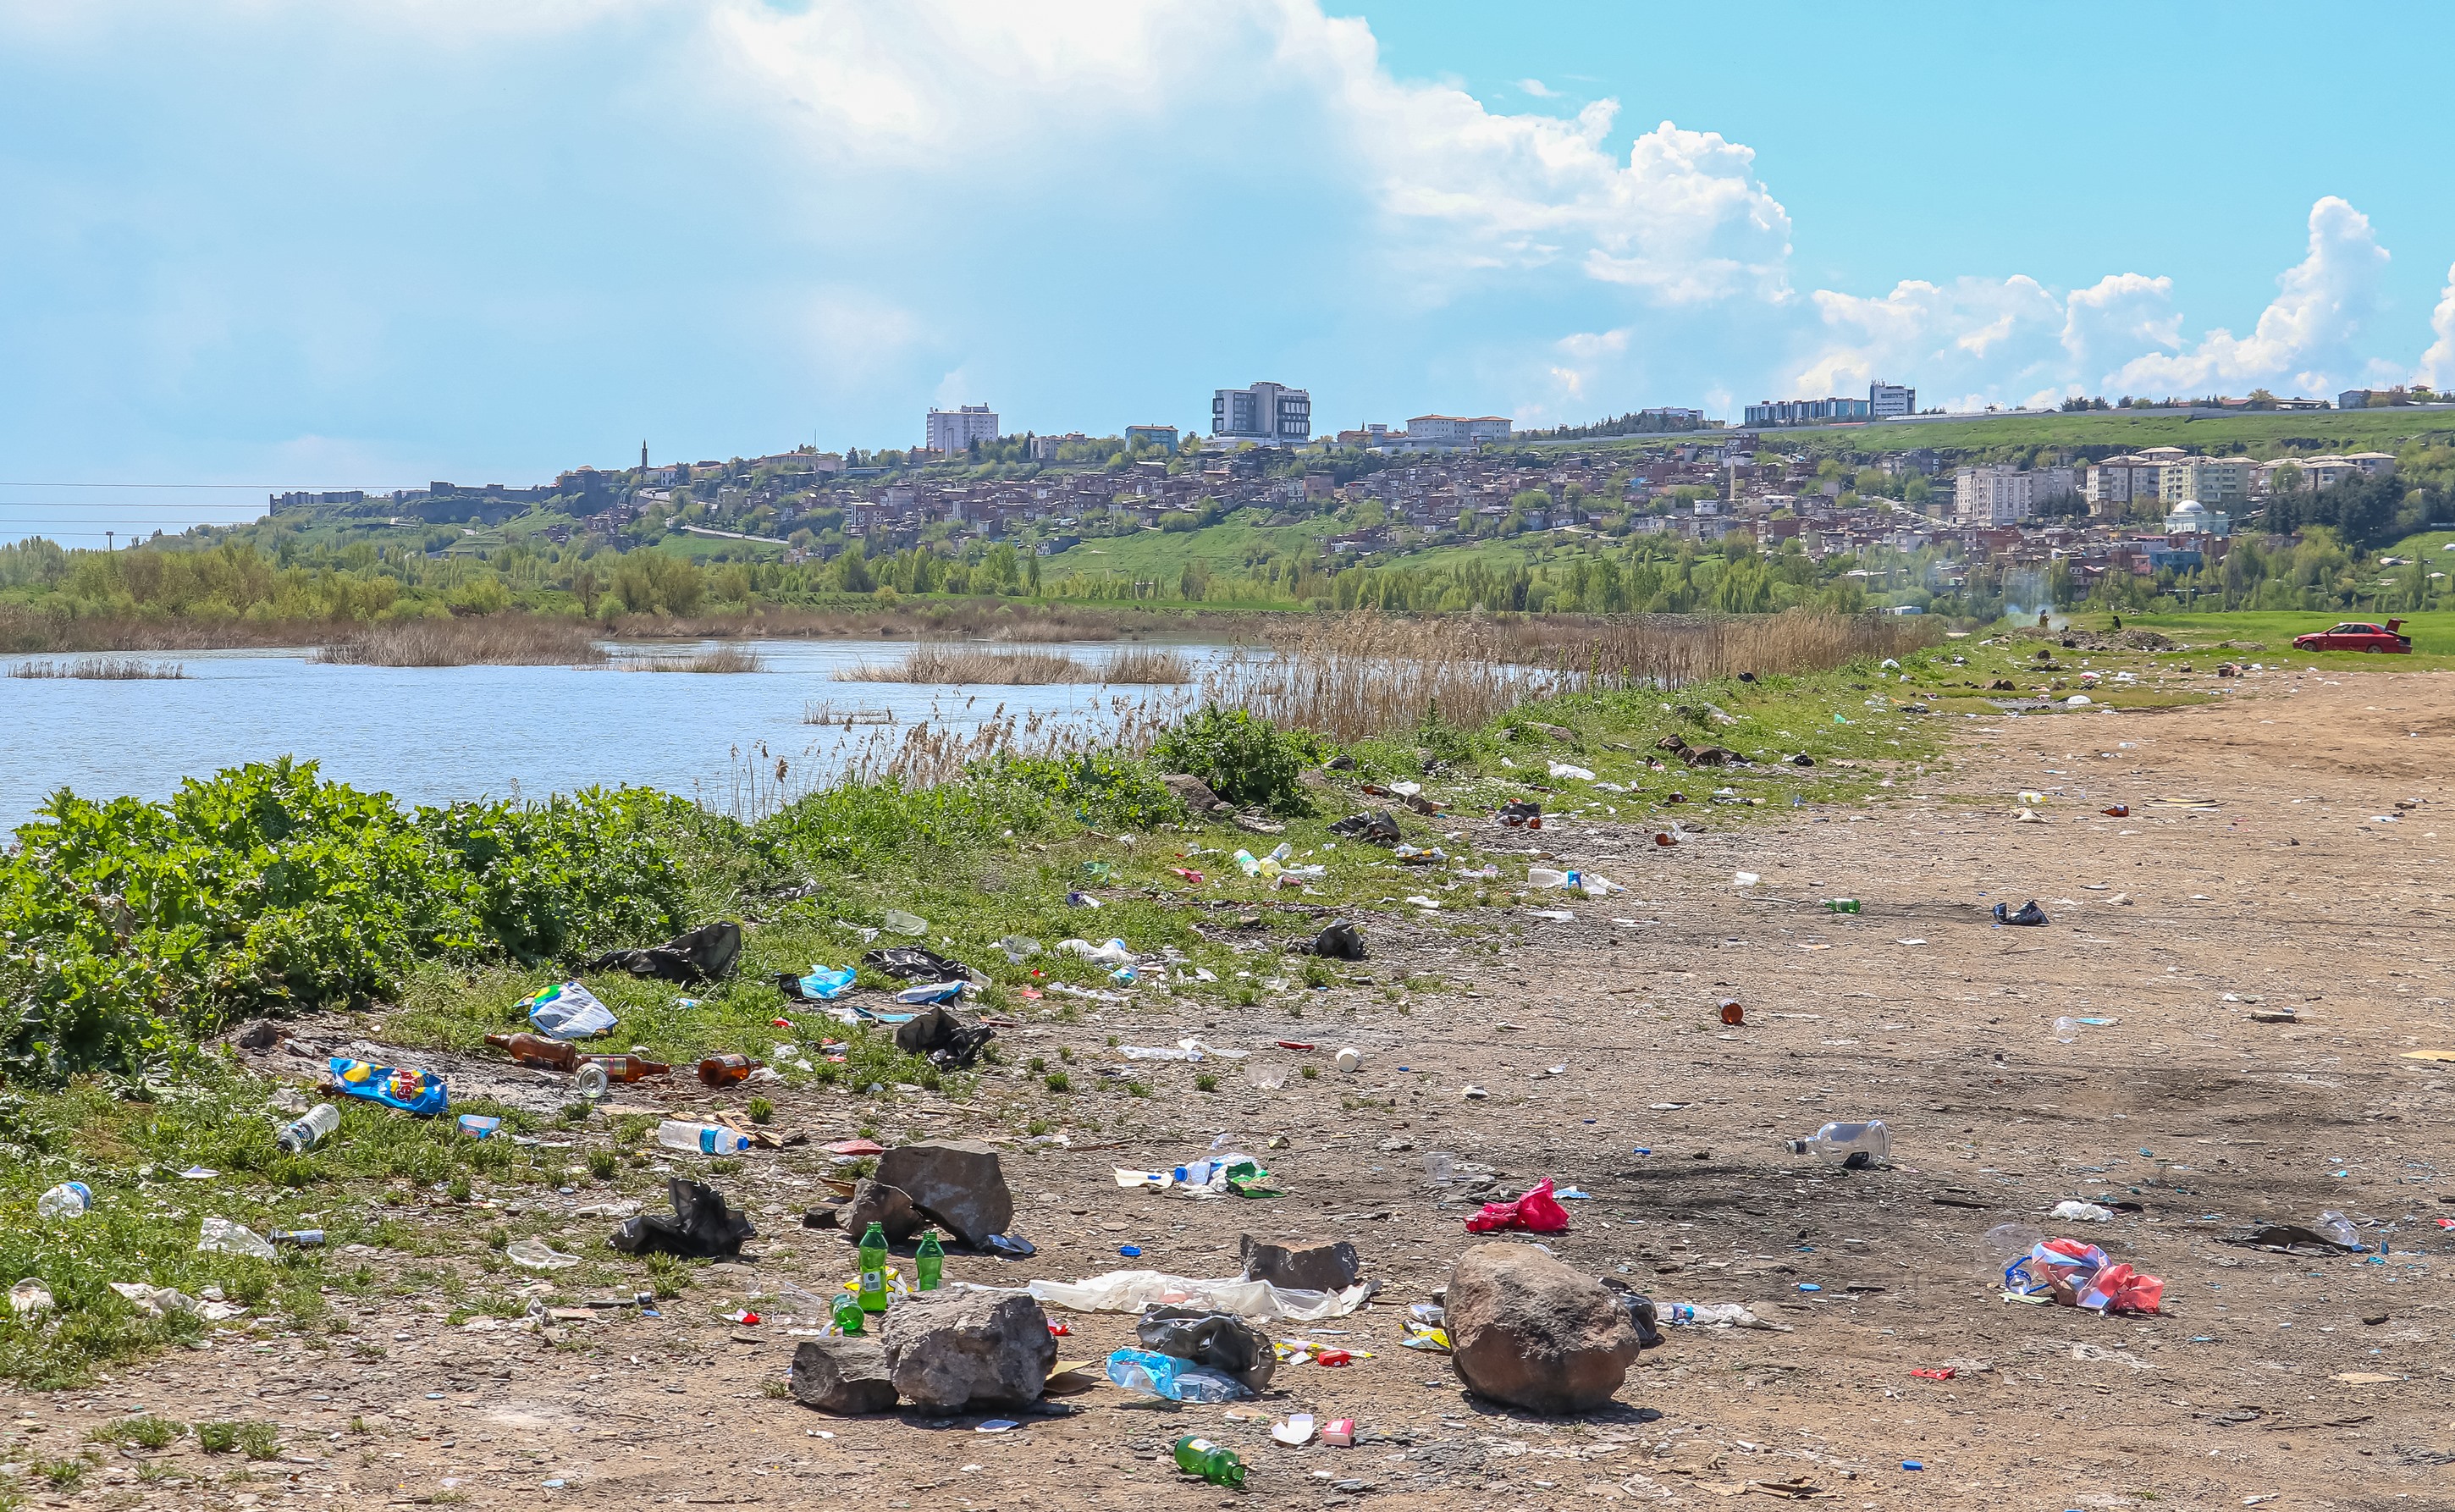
[5,1,2455,545]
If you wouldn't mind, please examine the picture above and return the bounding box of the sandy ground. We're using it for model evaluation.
[13,665,2455,1510]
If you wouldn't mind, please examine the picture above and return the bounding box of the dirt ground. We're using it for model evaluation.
[14,666,2455,1510]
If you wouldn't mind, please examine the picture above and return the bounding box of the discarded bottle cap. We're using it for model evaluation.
[1119,1244,1142,1257]
[1718,999,1744,1025]
[1335,1046,1363,1073]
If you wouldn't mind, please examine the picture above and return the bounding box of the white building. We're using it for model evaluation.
[925,404,1000,455]
[2162,499,2232,537]
[2158,455,2255,507]
[1212,381,1311,444]
[1953,463,2078,525]
[2084,454,2166,509]
[1404,415,1513,446]
[1868,381,1916,418]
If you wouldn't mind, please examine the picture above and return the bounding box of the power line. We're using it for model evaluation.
[0,482,412,490]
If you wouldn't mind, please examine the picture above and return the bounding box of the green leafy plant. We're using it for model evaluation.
[196,1422,240,1454]
[1147,706,1321,815]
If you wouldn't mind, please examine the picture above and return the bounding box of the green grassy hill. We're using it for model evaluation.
[1704,407,2455,461]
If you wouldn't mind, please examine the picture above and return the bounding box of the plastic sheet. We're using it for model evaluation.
[1023,1270,1374,1322]
[522,980,617,1040]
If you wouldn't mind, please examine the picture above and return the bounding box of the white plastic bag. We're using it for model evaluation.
[1025,1269,1373,1321]
[504,1239,582,1270]
[196,1217,277,1261]
[526,980,618,1040]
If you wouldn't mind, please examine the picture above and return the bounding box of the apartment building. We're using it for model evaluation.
[1868,381,1916,418]
[1405,415,1514,446]
[1953,463,2078,525]
[924,405,1000,454]
[1744,395,1872,427]
[1212,381,1311,444]
[2158,456,2256,508]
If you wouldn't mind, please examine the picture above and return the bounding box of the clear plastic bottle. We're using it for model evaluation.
[277,1103,342,1154]
[1785,1119,1890,1168]
[1105,1348,1247,1403]
[1232,849,1261,876]
[35,1182,91,1219]
[654,1120,750,1155]
[1663,1302,1759,1327]
[1529,866,1570,888]
[2316,1211,2361,1249]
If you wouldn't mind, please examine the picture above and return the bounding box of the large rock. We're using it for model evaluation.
[880,1290,1055,1411]
[1159,774,1223,811]
[875,1140,1012,1250]
[788,1337,899,1415]
[845,1179,925,1244]
[1239,1233,1360,1294]
[1447,1244,1642,1415]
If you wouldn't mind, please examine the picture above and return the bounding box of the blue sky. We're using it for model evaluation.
[4,0,2454,544]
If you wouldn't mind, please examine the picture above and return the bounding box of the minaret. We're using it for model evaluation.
[640,439,648,470]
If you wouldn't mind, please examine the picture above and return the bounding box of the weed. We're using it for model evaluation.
[91,1415,183,1450]
[1055,1046,1074,1063]
[1122,1080,1149,1097]
[1024,1118,1050,1135]
[709,1157,743,1175]
[761,1380,791,1399]
[234,1422,279,1461]
[1148,706,1321,814]
[1027,1057,1047,1073]
[1301,1065,1320,1080]
[1193,1073,1218,1093]
[37,1455,91,1488]
[644,1253,689,1299]
[746,1096,775,1125]
[1042,1071,1071,1093]
[587,1150,618,1181]
[1301,959,1335,988]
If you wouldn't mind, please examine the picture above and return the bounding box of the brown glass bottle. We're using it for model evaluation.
[486,1033,577,1072]
[584,1054,673,1083]
[697,1053,761,1086]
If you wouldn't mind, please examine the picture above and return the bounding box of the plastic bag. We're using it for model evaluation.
[2005,1239,2163,1315]
[1465,1176,1571,1234]
[522,980,618,1040]
[1026,1270,1373,1322]
[798,965,858,1000]
[504,1239,582,1270]
[1137,1305,1278,1388]
[328,1056,449,1117]
[197,1217,277,1261]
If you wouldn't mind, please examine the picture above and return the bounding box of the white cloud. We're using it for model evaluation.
[1792,276,2066,401]
[2108,196,2389,396]
[2419,262,2455,389]
[1517,78,1559,98]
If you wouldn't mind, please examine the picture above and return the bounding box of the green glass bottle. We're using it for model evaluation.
[858,1222,891,1314]
[1172,1436,1246,1488]
[914,1229,945,1292]
[831,1290,864,1335]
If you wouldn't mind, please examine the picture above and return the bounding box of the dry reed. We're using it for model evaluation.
[619,644,767,673]
[801,701,899,727]
[6,657,188,680]
[836,644,1089,685]
[314,616,609,667]
[1095,647,1193,684]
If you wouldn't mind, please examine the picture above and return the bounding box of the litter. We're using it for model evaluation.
[1057,937,1136,967]
[1993,900,2050,926]
[609,1178,759,1259]
[35,1181,92,1219]
[880,909,929,935]
[1784,1119,1889,1168]
[457,1114,502,1140]
[1547,762,1595,781]
[2224,1222,2362,1256]
[521,981,619,1040]
[505,1239,582,1271]
[276,1103,342,1153]
[1465,1177,1571,1234]
[1271,1413,1316,1445]
[8,1279,54,1314]
[894,980,966,1005]
[892,1006,996,1068]
[1335,1046,1363,1073]
[1023,1270,1376,1322]
[1731,871,1760,887]
[1328,811,1404,844]
[2050,1200,2116,1222]
[1527,908,1575,922]
[328,1056,449,1117]
[1495,800,1543,829]
[863,944,978,981]
[796,965,858,1000]
[1321,1419,1356,1447]
[1314,919,1366,960]
[2004,1239,2164,1314]
[1139,1305,1278,1389]
[586,921,742,985]
[196,1217,278,1261]
[1663,1302,1784,1330]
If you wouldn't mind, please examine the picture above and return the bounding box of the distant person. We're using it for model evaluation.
[2111,614,2122,629]
[2038,610,2050,627]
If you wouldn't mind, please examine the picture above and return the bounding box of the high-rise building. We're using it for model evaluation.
[925,404,1000,455]
[1869,381,1916,418]
[1953,463,2078,525]
[2158,456,2255,508]
[1211,382,1311,444]
[1743,395,1873,427]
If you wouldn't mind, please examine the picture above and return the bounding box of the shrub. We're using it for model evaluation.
[985,752,1186,831]
[1147,706,1321,815]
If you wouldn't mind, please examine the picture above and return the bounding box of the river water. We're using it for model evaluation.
[0,640,1228,834]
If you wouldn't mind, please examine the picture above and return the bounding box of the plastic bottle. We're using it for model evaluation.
[1784,1119,1890,1168]
[914,1230,945,1292]
[484,1032,577,1072]
[269,1228,325,1247]
[831,1292,865,1335]
[276,1104,342,1154]
[654,1120,751,1156]
[1266,842,1294,864]
[1172,1435,1248,1487]
[36,1182,91,1219]
[858,1222,891,1313]
[1664,1302,1759,1327]
[1232,849,1261,876]
[2317,1211,2361,1249]
[697,1054,760,1087]
[582,1054,672,1083]
[1105,1349,1247,1404]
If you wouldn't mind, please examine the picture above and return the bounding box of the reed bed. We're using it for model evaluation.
[1095,647,1194,684]
[801,701,899,727]
[836,644,1089,685]
[314,616,609,667]
[5,657,187,680]
[618,644,767,674]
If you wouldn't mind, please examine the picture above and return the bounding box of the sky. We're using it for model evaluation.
[4,0,2455,544]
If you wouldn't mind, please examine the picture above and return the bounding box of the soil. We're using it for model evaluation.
[14,666,2455,1509]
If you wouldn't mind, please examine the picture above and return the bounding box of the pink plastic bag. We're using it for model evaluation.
[1465,1177,1571,1234]
[2011,1239,2163,1315]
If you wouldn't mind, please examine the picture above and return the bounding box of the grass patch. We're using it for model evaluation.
[837,644,1087,684]
[312,616,606,667]
[5,658,185,680]
[616,644,766,673]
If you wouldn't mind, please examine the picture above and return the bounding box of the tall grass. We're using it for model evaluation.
[1097,647,1193,684]
[314,616,608,667]
[837,644,1088,684]
[617,644,766,673]
[6,658,186,680]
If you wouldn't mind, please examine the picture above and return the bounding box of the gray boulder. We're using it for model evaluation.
[845,1179,925,1244]
[1447,1244,1642,1415]
[1159,774,1223,811]
[1239,1233,1360,1294]
[880,1290,1055,1411]
[788,1337,899,1415]
[875,1140,1012,1250]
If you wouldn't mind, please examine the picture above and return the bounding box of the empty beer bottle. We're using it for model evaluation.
[485,1033,577,1072]
[1172,1436,1246,1488]
[697,1053,760,1086]
[858,1222,891,1313]
[582,1053,672,1082]
[914,1230,944,1291]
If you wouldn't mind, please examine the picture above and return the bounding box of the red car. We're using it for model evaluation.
[2292,619,2412,654]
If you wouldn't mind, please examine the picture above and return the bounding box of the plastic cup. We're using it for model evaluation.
[1424,1152,1454,1185]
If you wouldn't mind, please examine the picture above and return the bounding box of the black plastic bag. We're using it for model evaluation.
[609,1177,758,1259]
[1136,1305,1277,1389]
[1993,901,2050,927]
[862,945,975,982]
[588,921,742,985]
[893,1006,996,1069]
[1327,810,1402,844]
[1313,919,1365,960]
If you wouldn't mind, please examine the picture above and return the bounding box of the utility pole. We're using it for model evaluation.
[104,530,114,552]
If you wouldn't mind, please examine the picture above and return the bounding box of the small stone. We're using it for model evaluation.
[1158,774,1223,812]
[788,1338,899,1415]
[234,1018,282,1051]
[1239,1234,1360,1294]
[844,1180,925,1244]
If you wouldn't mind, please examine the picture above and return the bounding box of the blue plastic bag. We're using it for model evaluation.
[329,1057,449,1117]
[521,980,618,1040]
[895,980,964,1005]
[800,966,858,1001]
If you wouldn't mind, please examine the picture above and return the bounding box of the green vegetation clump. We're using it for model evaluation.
[1149,705,1322,814]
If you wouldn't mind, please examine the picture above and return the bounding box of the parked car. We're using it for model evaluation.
[2291,619,2412,654]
